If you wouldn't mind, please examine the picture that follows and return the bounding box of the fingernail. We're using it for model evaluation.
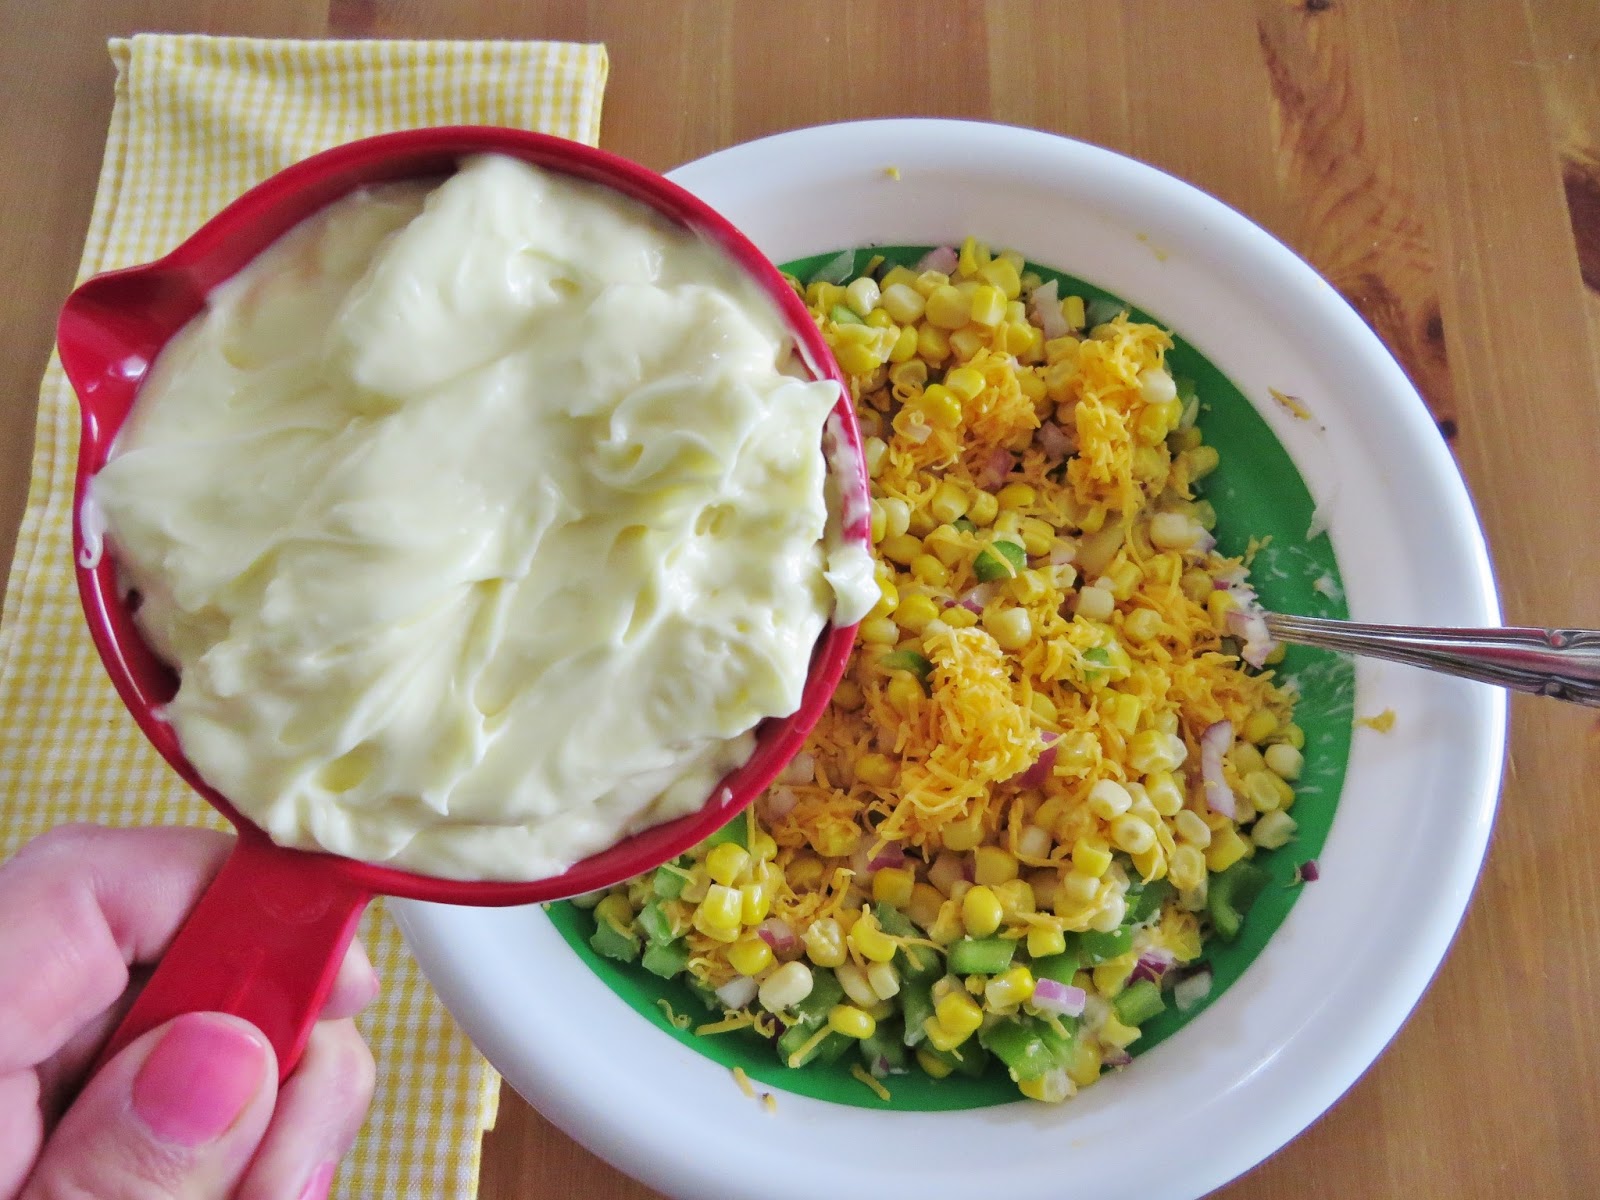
[131,1014,267,1146]
[297,1161,335,1200]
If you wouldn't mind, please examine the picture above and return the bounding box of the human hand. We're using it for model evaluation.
[0,824,378,1199]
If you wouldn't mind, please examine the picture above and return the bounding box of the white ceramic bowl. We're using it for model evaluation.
[394,119,1505,1200]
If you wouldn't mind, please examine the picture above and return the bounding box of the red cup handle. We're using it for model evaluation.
[95,829,372,1083]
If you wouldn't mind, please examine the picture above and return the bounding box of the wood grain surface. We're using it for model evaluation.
[4,2,1599,1197]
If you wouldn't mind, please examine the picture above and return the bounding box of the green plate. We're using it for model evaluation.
[548,246,1353,1110]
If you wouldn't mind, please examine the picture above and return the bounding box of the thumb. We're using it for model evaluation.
[24,1013,277,1200]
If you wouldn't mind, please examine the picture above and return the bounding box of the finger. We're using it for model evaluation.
[0,824,234,1073]
[0,1071,44,1198]
[36,933,376,1118]
[22,1012,276,1200]
[319,937,380,1021]
[235,1019,376,1200]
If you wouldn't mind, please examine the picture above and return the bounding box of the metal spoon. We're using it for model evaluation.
[1263,612,1600,707]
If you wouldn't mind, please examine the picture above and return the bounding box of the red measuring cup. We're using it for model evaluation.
[55,127,867,1081]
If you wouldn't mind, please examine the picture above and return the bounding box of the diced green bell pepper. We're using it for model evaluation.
[1078,926,1134,964]
[641,939,690,979]
[947,936,1016,976]
[588,919,639,964]
[1112,978,1166,1026]
[972,539,1027,582]
[699,811,747,851]
[1208,860,1271,941]
[651,863,689,900]
[829,303,864,325]
[880,649,934,682]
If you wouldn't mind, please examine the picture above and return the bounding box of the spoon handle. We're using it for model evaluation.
[1262,612,1600,708]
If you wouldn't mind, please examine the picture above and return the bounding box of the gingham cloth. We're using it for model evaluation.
[0,34,608,1199]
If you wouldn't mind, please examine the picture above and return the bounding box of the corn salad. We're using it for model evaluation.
[580,240,1304,1103]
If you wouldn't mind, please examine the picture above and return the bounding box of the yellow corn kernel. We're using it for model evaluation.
[961,884,1004,937]
[924,284,972,330]
[828,1004,877,1039]
[835,341,885,376]
[1131,844,1165,881]
[1087,779,1133,819]
[694,885,743,940]
[880,281,926,324]
[1066,1041,1102,1087]
[1059,294,1085,329]
[594,893,634,933]
[1168,844,1206,891]
[921,384,966,430]
[1018,1070,1075,1103]
[867,961,901,1001]
[929,481,971,526]
[895,594,940,633]
[1054,870,1101,914]
[995,482,1034,511]
[1205,826,1251,873]
[749,830,779,862]
[983,606,1033,652]
[957,235,990,278]
[985,966,1036,1009]
[864,307,895,330]
[1123,607,1164,644]
[1231,743,1267,777]
[1280,722,1306,750]
[1264,642,1288,666]
[800,914,848,966]
[907,882,945,930]
[877,495,911,540]
[939,808,984,852]
[706,842,750,888]
[848,912,899,963]
[1099,1014,1142,1048]
[943,365,986,402]
[869,500,887,543]
[1072,836,1113,877]
[945,325,983,361]
[869,575,899,619]
[928,900,965,944]
[854,752,897,788]
[728,935,774,977]
[740,882,772,925]
[1111,815,1156,855]
[832,679,865,712]
[888,323,920,363]
[954,489,994,527]
[1252,809,1298,849]
[1207,589,1236,633]
[916,323,951,363]
[858,616,899,645]
[1243,769,1283,813]
[1144,771,1185,817]
[973,846,1020,886]
[916,1047,955,1079]
[1174,809,1213,847]
[1017,517,1054,557]
[876,533,920,567]
[909,553,951,589]
[1265,742,1304,781]
[1093,954,1136,996]
[977,257,1022,300]
[1185,443,1221,480]
[1105,559,1143,601]
[937,990,985,1040]
[993,878,1036,918]
[942,605,979,628]
[1027,924,1068,958]
[968,284,1006,327]
[1128,729,1186,775]
[886,672,923,718]
[873,866,916,909]
[1243,709,1279,744]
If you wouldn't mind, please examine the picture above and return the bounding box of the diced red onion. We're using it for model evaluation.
[1194,529,1217,554]
[915,245,959,275]
[868,843,907,872]
[1300,859,1321,882]
[1173,967,1213,1013]
[1013,732,1060,789]
[779,751,815,786]
[928,851,966,894]
[1130,948,1176,984]
[716,977,758,1010]
[901,422,932,445]
[957,582,1000,613]
[758,918,799,959]
[1048,542,1077,566]
[1029,977,1087,1017]
[1225,598,1276,669]
[1027,278,1068,340]
[1200,720,1238,818]
[1037,420,1072,461]
[974,448,1013,489]
[760,786,799,823]
[1101,1048,1133,1069]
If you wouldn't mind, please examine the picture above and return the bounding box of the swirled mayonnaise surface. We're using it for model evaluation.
[92,154,876,881]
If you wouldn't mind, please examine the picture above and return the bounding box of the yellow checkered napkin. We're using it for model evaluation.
[0,34,608,1198]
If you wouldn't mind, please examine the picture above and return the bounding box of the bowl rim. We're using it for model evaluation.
[58,124,868,904]
[396,117,1508,1200]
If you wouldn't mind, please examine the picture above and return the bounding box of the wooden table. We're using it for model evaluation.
[5,3,1599,1197]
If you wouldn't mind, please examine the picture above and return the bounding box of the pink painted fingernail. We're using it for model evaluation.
[130,1014,267,1146]
[297,1161,336,1200]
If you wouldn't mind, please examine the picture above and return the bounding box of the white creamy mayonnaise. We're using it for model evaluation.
[93,154,875,881]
